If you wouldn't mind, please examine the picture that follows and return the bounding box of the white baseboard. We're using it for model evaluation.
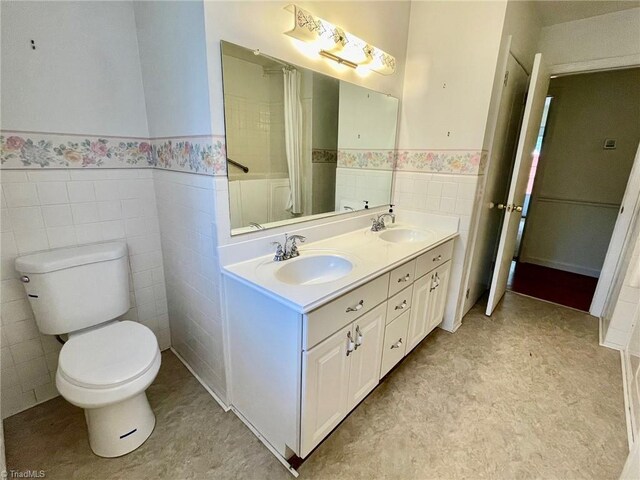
[170,347,230,413]
[620,350,634,449]
[519,256,600,278]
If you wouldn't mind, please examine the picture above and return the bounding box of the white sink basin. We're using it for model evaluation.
[379,228,430,243]
[274,254,353,286]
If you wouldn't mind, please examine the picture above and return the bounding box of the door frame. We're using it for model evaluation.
[462,50,640,322]
[548,57,640,319]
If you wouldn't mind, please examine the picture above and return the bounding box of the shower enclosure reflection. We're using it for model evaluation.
[221,41,399,235]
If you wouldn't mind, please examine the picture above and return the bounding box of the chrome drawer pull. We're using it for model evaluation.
[346,331,355,356]
[433,254,442,262]
[395,300,407,310]
[391,338,403,349]
[397,273,411,283]
[346,300,364,313]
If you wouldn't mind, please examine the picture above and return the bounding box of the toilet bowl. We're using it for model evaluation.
[15,242,161,458]
[56,320,161,457]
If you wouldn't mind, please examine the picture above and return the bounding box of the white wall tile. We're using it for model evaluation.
[41,205,73,227]
[47,226,78,248]
[14,229,50,254]
[27,171,70,182]
[71,203,100,224]
[36,182,69,205]
[3,183,39,207]
[67,182,96,203]
[9,207,45,230]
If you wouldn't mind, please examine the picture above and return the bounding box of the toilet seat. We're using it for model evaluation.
[59,321,158,389]
[56,321,161,409]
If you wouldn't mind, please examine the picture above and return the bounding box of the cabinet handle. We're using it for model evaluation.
[430,272,441,292]
[354,325,363,350]
[391,338,403,349]
[397,273,411,283]
[346,331,355,356]
[433,254,442,262]
[346,300,364,313]
[395,300,407,310]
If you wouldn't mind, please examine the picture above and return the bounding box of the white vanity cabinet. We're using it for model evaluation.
[223,237,455,463]
[406,260,452,353]
[301,303,386,457]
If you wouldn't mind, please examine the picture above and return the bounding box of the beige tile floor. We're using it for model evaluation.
[4,292,629,479]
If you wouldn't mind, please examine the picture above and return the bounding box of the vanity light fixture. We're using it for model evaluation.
[284,4,396,75]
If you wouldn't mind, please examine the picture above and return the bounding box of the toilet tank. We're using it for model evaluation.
[15,242,130,335]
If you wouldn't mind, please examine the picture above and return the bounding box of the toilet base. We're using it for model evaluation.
[84,392,156,457]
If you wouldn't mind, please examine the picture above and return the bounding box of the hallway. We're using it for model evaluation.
[5,292,628,479]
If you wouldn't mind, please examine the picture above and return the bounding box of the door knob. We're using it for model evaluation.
[497,204,506,210]
[513,205,523,212]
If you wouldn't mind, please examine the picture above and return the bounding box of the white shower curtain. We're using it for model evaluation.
[283,68,303,215]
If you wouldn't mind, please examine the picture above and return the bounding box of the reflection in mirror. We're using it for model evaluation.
[221,41,399,235]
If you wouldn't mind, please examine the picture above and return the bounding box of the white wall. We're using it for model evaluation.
[521,69,640,277]
[398,1,507,151]
[133,0,212,138]
[538,8,640,70]
[395,0,508,330]
[0,1,148,137]
[0,169,169,419]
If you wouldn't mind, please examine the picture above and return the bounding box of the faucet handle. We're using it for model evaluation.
[271,241,285,262]
[288,235,306,258]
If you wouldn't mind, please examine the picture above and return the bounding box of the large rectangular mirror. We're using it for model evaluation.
[221,41,399,235]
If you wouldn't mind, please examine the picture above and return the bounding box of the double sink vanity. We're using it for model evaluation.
[222,212,458,467]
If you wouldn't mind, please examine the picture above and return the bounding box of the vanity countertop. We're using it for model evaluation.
[221,222,458,314]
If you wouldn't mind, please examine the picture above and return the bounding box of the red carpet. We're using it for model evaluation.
[508,262,598,312]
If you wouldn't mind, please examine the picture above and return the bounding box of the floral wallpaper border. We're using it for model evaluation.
[395,150,488,175]
[1,131,489,177]
[337,149,395,171]
[0,131,227,176]
[152,136,226,176]
[312,148,337,164]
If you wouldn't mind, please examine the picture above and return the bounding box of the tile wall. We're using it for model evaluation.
[393,170,479,330]
[0,168,169,418]
[153,169,226,403]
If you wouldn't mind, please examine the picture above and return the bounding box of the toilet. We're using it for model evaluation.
[15,241,161,458]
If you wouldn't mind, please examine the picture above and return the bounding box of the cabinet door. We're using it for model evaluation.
[347,303,386,408]
[426,261,451,333]
[406,272,434,353]
[301,323,353,457]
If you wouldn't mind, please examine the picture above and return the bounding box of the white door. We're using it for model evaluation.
[347,303,386,408]
[486,53,550,315]
[301,323,352,457]
[407,273,434,353]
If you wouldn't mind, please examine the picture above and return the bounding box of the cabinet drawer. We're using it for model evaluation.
[415,240,453,279]
[386,285,413,324]
[380,310,410,378]
[388,259,416,297]
[304,273,390,350]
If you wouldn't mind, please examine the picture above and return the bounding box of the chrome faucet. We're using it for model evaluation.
[371,213,396,232]
[271,233,306,261]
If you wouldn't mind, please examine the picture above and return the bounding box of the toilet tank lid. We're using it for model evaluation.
[15,242,128,274]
